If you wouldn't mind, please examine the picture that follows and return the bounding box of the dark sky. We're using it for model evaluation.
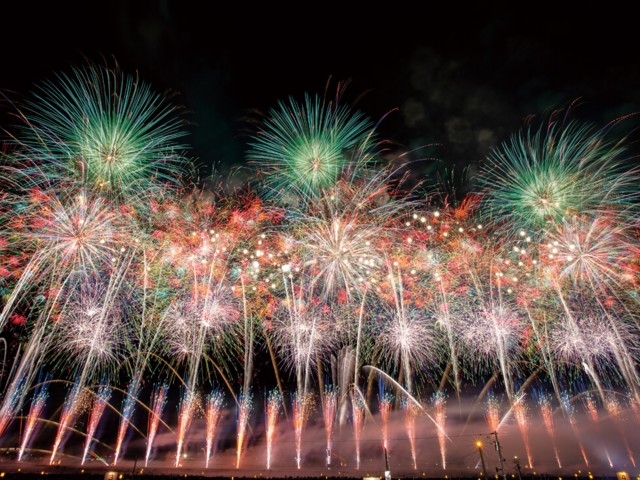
[3,1,640,191]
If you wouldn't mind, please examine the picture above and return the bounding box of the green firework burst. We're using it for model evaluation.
[477,108,640,237]
[246,91,379,205]
[13,60,194,204]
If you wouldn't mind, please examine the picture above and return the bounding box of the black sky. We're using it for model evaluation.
[3,1,640,191]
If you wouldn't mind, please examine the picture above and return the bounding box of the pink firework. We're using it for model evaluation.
[205,390,225,468]
[81,384,111,465]
[18,384,48,461]
[175,389,198,468]
[402,397,418,470]
[265,389,281,470]
[321,387,337,467]
[50,384,84,465]
[291,391,313,469]
[484,393,502,432]
[583,392,600,422]
[145,382,169,467]
[432,390,447,470]
[537,393,562,468]
[512,395,533,468]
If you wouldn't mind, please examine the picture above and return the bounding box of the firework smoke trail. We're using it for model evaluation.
[145,382,169,467]
[81,384,111,465]
[17,383,48,461]
[321,386,337,467]
[265,389,281,470]
[236,390,253,469]
[537,393,562,468]
[512,395,533,468]
[378,389,393,452]
[205,390,225,468]
[175,388,197,468]
[50,383,84,465]
[561,392,589,467]
[485,393,501,432]
[432,390,447,470]
[351,391,366,470]
[113,379,141,466]
[402,397,418,470]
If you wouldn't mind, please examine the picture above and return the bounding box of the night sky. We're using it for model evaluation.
[3,1,640,192]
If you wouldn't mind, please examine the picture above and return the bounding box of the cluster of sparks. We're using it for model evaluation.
[1,61,640,473]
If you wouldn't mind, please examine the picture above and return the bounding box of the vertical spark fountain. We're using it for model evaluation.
[17,383,48,461]
[205,390,225,468]
[402,397,418,470]
[265,389,281,470]
[561,392,589,467]
[175,388,197,467]
[81,384,111,465]
[485,393,502,432]
[145,382,169,467]
[512,394,533,468]
[291,391,313,469]
[321,386,337,468]
[432,390,447,470]
[379,390,393,452]
[50,383,83,465]
[603,393,635,468]
[236,390,253,469]
[537,392,562,468]
[351,391,365,470]
[113,379,141,466]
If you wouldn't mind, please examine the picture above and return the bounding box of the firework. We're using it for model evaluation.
[351,390,366,470]
[321,386,337,467]
[145,381,169,467]
[264,389,281,470]
[175,388,198,468]
[402,397,419,470]
[113,379,141,466]
[235,390,253,469]
[477,105,640,238]
[432,390,447,470]
[536,391,562,468]
[81,383,111,465]
[9,59,193,205]
[17,381,48,461]
[378,389,393,452]
[246,85,378,205]
[1,63,640,476]
[49,382,84,465]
